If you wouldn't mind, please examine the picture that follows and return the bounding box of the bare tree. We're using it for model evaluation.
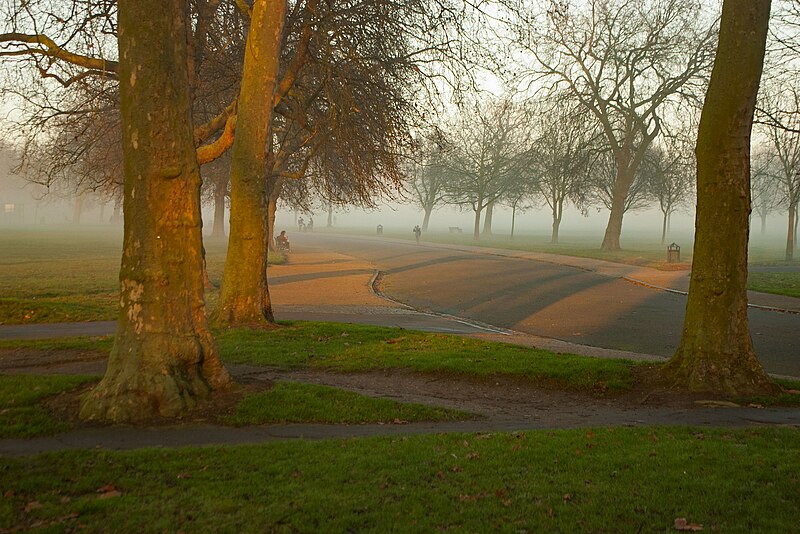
[529,96,597,244]
[588,149,652,217]
[762,87,800,260]
[410,138,449,231]
[641,142,695,244]
[751,146,780,236]
[443,98,533,240]
[508,0,715,250]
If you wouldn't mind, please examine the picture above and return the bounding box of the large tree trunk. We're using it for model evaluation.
[760,212,767,235]
[80,0,230,422]
[422,207,432,231]
[661,210,668,245]
[787,204,796,261]
[600,166,635,251]
[482,200,494,236]
[664,0,776,396]
[326,205,333,227]
[214,0,286,327]
[211,173,227,238]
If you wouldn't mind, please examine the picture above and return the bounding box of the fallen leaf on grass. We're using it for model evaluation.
[96,484,122,499]
[24,501,42,512]
[674,518,703,531]
[176,473,192,479]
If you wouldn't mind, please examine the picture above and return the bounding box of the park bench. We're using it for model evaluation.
[448,227,463,233]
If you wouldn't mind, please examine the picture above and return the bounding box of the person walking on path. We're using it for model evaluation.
[413,225,422,244]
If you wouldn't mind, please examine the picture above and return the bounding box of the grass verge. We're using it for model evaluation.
[226,381,471,425]
[0,228,285,325]
[748,271,800,299]
[0,375,98,438]
[217,322,638,393]
[1,427,799,532]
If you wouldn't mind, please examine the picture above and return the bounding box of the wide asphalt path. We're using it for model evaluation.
[292,233,800,377]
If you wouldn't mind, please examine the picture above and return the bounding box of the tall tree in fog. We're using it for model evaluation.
[763,88,800,261]
[509,0,715,250]
[529,97,596,244]
[588,149,652,217]
[80,0,231,421]
[443,99,532,240]
[640,142,694,244]
[750,148,780,236]
[665,0,777,396]
[411,140,449,231]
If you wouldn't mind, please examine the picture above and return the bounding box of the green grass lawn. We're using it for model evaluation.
[0,227,284,325]
[226,381,470,425]
[2,427,798,532]
[748,271,800,299]
[0,323,638,393]
[0,375,98,438]
[0,373,471,438]
[217,322,638,393]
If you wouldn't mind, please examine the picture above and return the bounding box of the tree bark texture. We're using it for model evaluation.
[80,0,231,422]
[214,0,286,327]
[665,0,776,396]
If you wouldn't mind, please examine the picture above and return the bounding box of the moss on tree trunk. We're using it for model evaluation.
[80,0,230,422]
[214,0,286,327]
[665,0,777,396]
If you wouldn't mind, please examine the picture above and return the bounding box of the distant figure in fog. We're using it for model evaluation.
[298,216,306,232]
[276,230,290,252]
[308,217,314,232]
[413,225,422,244]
